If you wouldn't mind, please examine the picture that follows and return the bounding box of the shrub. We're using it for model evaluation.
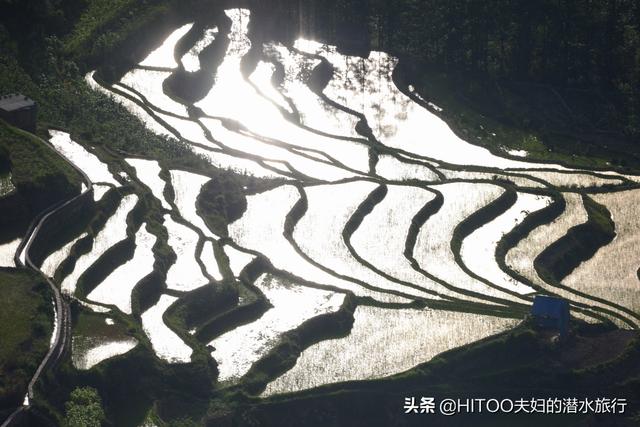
[64,386,105,427]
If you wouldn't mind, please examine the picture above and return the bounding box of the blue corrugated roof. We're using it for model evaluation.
[531,295,569,317]
[531,295,569,335]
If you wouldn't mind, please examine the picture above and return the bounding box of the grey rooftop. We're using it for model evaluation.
[0,94,35,112]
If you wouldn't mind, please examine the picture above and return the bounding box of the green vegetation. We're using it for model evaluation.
[296,0,640,168]
[44,296,216,425]
[192,280,271,344]
[74,311,131,342]
[196,170,270,237]
[64,386,105,427]
[0,119,82,243]
[0,9,201,171]
[244,0,640,170]
[0,121,80,206]
[64,0,166,57]
[536,196,616,283]
[165,282,239,333]
[27,179,219,425]
[399,69,621,170]
[0,269,52,419]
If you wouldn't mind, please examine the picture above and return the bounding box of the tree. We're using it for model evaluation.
[64,386,105,427]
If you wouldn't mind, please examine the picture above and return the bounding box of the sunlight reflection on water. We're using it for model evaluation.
[74,8,640,384]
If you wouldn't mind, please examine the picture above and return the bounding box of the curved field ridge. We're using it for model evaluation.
[60,194,138,296]
[87,224,156,314]
[210,273,344,382]
[141,294,193,363]
[72,336,138,370]
[562,190,640,323]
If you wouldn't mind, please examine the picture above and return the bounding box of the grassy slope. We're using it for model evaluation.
[64,0,174,63]
[400,64,640,171]
[0,269,52,419]
[0,18,203,172]
[0,121,80,197]
[0,120,81,243]
[64,0,146,54]
[0,122,80,420]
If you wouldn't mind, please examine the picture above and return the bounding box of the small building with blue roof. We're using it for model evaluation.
[530,295,570,338]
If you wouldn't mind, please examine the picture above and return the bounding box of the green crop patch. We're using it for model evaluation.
[0,269,52,416]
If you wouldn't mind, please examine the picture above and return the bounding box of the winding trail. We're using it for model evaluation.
[2,130,93,427]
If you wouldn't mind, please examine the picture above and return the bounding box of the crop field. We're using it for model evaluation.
[210,273,344,382]
[5,7,640,425]
[562,190,640,321]
[60,193,138,295]
[40,232,88,278]
[71,311,138,370]
[262,305,518,396]
[87,224,156,314]
[460,192,551,295]
[126,159,171,210]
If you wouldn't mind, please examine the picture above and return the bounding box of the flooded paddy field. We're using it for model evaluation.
[263,305,518,396]
[0,238,21,268]
[71,7,640,396]
[59,194,138,296]
[126,158,171,210]
[141,294,193,364]
[40,232,89,278]
[562,190,640,319]
[87,224,156,314]
[7,5,639,426]
[71,311,138,370]
[210,273,343,382]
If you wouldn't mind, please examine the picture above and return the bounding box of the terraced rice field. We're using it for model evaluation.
[71,313,138,370]
[562,190,640,321]
[141,294,192,363]
[40,232,88,278]
[87,224,156,314]
[17,7,639,403]
[48,130,120,187]
[163,214,210,292]
[60,194,138,295]
[126,158,171,210]
[263,306,518,395]
[210,273,344,382]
